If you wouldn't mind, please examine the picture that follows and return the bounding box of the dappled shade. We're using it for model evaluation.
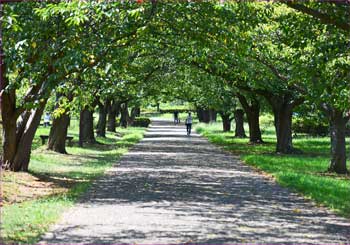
[40,121,350,244]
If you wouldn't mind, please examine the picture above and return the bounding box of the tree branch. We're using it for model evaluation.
[284,2,350,32]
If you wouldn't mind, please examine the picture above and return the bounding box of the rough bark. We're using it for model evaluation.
[96,101,108,137]
[5,100,46,171]
[13,104,46,171]
[120,102,129,128]
[48,93,73,153]
[1,76,17,169]
[1,55,63,171]
[48,112,70,153]
[237,94,263,143]
[2,79,47,171]
[328,108,348,174]
[2,116,17,170]
[79,106,96,147]
[264,93,304,154]
[234,109,246,138]
[274,107,293,153]
[220,113,232,132]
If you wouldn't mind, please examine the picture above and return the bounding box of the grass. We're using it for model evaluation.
[196,121,350,218]
[1,123,145,244]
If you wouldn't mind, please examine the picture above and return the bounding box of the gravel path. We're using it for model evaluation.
[40,120,350,244]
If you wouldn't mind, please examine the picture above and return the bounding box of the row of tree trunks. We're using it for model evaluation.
[197,108,217,123]
[234,109,246,138]
[237,93,263,143]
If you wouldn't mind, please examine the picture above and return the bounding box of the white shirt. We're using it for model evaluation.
[186,116,192,124]
[44,114,50,122]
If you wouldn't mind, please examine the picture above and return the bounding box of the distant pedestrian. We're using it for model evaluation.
[44,112,51,127]
[185,112,192,135]
[174,110,179,125]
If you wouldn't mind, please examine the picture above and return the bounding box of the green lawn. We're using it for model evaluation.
[1,123,145,244]
[196,122,350,218]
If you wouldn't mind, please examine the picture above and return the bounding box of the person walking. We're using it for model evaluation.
[44,112,51,127]
[174,110,179,125]
[185,112,193,136]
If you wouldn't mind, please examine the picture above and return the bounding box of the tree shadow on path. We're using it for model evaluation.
[40,121,350,244]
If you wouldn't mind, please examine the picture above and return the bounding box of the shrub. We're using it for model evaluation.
[292,118,328,136]
[131,117,151,127]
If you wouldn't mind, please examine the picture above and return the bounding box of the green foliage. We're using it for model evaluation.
[292,117,329,136]
[131,117,151,127]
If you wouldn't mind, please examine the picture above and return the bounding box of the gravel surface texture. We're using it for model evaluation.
[40,120,350,244]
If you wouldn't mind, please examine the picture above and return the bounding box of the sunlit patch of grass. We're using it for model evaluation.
[196,122,350,218]
[1,126,145,244]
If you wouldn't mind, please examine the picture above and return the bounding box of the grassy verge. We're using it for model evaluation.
[196,122,350,218]
[1,126,145,244]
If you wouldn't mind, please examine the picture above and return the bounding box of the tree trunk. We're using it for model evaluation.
[237,94,263,143]
[220,113,231,132]
[234,109,246,138]
[120,102,129,128]
[48,112,70,153]
[13,105,46,171]
[247,108,263,143]
[196,108,204,122]
[107,100,120,132]
[273,105,294,153]
[129,106,140,125]
[2,116,17,170]
[265,94,303,154]
[328,109,348,174]
[79,106,96,147]
[209,109,217,122]
[48,93,73,153]
[196,108,210,123]
[135,107,141,117]
[1,80,17,170]
[202,109,210,123]
[96,101,108,137]
[2,79,47,171]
